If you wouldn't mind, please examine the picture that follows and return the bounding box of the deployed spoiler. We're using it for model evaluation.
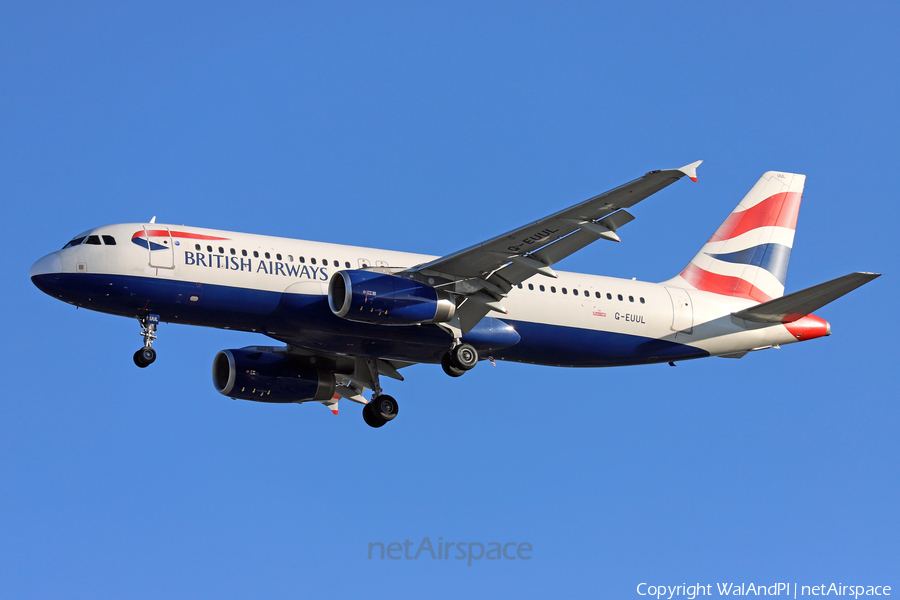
[732,272,881,323]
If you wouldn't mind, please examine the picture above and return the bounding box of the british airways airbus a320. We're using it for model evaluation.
[30,163,879,427]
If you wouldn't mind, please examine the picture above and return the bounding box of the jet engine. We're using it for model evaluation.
[212,349,335,403]
[328,270,456,325]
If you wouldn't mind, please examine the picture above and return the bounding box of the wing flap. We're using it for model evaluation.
[532,210,635,267]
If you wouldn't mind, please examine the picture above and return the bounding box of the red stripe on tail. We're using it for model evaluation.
[709,192,801,243]
[679,263,773,302]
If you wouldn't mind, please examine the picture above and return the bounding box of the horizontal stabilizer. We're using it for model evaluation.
[732,272,880,323]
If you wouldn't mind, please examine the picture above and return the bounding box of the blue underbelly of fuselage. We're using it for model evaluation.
[31,273,708,367]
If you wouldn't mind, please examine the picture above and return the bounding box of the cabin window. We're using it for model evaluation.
[242,249,247,257]
[288,255,293,262]
[572,288,577,295]
[345,261,351,268]
[311,258,317,265]
[528,283,534,290]
[276,253,282,261]
[595,291,601,298]
[230,248,236,255]
[253,251,259,258]
[195,244,201,251]
[517,283,523,289]
[539,285,545,292]
[640,297,645,304]
[299,257,305,263]
[333,260,339,267]
[265,252,271,259]
[102,235,116,245]
[607,293,612,300]
[62,237,86,249]
[562,288,567,294]
[584,290,589,297]
[629,295,634,302]
[322,259,327,265]
[218,247,224,254]
[84,235,101,245]
[551,286,557,293]
[618,294,623,301]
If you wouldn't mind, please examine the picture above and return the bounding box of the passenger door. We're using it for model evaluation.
[665,287,694,334]
[144,226,175,269]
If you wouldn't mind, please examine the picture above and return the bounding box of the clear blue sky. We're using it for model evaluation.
[2,2,897,598]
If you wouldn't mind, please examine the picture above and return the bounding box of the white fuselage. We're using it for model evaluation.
[30,222,818,368]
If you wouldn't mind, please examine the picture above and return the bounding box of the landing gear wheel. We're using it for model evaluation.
[372,394,398,422]
[134,314,159,369]
[450,343,478,371]
[441,352,465,377]
[133,347,156,368]
[362,401,386,428]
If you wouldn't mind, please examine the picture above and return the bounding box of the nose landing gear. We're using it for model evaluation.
[134,346,156,368]
[133,314,159,368]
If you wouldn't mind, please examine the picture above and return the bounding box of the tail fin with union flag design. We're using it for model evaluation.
[667,171,806,302]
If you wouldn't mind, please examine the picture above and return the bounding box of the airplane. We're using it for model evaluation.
[30,162,880,428]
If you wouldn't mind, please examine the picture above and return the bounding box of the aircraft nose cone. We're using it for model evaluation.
[30,252,61,279]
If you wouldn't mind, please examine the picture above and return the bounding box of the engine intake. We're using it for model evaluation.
[328,270,456,325]
[212,349,335,403]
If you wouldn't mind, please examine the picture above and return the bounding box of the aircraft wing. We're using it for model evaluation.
[409,161,702,332]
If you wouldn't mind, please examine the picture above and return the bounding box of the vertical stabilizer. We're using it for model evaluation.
[668,171,805,302]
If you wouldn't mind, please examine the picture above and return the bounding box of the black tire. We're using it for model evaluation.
[362,401,386,428]
[133,347,156,368]
[451,343,478,370]
[441,352,465,377]
[372,394,398,422]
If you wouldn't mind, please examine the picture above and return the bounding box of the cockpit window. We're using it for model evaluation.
[62,237,86,249]
[102,235,116,245]
[85,235,102,245]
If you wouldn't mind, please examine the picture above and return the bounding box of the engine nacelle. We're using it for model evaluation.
[212,349,335,403]
[328,270,456,325]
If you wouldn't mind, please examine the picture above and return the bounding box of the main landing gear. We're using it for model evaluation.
[363,394,399,428]
[361,341,479,427]
[133,314,159,368]
[441,342,479,377]
[361,357,399,428]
